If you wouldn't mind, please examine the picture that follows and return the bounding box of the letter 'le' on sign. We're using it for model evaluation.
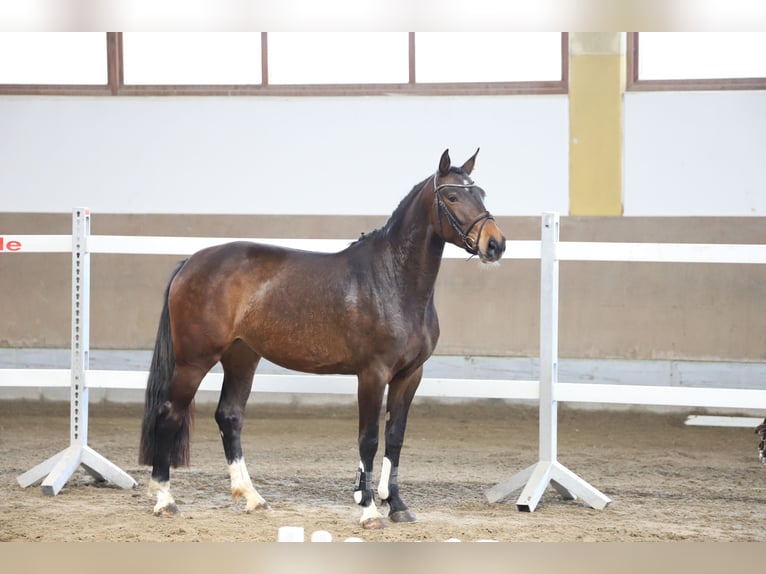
[0,237,22,251]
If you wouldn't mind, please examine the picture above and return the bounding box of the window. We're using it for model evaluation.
[0,32,567,96]
[123,33,262,85]
[267,33,408,85]
[415,32,562,83]
[0,32,106,85]
[628,32,766,90]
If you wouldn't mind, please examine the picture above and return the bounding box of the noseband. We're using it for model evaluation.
[432,173,494,256]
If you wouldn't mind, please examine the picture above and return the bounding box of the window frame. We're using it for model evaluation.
[0,32,569,97]
[626,32,766,92]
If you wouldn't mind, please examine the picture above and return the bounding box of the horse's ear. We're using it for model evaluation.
[438,149,451,176]
[461,147,480,175]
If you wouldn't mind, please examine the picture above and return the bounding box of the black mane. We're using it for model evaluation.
[353,165,474,245]
[353,175,431,245]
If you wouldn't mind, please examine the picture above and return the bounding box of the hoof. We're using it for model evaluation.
[361,516,386,530]
[153,503,179,517]
[245,501,271,513]
[389,509,417,523]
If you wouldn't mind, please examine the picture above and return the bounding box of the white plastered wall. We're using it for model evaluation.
[3,90,765,217]
[0,95,568,216]
[624,90,766,216]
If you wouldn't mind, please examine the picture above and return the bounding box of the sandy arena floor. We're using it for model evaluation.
[1,399,764,542]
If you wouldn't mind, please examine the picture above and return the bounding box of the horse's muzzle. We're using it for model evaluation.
[472,217,505,263]
[483,235,506,263]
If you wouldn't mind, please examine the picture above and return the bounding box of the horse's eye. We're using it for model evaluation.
[448,195,458,203]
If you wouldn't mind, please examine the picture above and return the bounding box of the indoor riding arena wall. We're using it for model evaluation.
[2,33,766,545]
[1,77,765,401]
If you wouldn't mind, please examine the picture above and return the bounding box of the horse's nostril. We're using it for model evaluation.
[487,237,499,258]
[485,236,505,260]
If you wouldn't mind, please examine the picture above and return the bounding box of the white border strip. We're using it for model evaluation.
[556,383,766,409]
[0,369,540,400]
[558,241,766,264]
[5,235,763,265]
[2,369,765,410]
[685,415,763,428]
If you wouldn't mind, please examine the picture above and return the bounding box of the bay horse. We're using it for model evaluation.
[139,149,506,529]
[756,419,766,465]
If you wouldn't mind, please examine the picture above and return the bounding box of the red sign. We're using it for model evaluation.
[0,237,22,251]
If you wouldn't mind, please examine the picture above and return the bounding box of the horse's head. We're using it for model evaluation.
[430,148,506,263]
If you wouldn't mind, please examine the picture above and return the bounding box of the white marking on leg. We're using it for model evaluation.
[227,457,268,512]
[378,456,392,500]
[360,500,382,525]
[354,460,383,528]
[148,478,177,515]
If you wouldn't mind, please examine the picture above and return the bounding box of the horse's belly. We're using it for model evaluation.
[265,353,356,375]
[240,322,357,375]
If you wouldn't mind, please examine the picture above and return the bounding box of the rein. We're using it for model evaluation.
[432,173,494,256]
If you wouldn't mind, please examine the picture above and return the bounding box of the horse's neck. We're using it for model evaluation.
[380,190,445,297]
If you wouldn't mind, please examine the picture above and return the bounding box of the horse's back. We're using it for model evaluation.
[168,240,361,371]
[175,240,344,288]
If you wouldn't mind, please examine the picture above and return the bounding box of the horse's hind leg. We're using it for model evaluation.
[378,366,423,524]
[216,340,268,512]
[149,363,208,516]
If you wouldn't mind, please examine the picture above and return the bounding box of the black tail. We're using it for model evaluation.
[139,260,190,467]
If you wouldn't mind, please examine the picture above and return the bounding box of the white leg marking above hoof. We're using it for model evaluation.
[148,478,178,516]
[227,458,268,512]
[360,501,385,529]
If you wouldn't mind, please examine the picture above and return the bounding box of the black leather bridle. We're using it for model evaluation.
[432,173,495,256]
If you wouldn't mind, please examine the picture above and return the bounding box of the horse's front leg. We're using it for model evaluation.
[378,366,422,524]
[355,372,388,529]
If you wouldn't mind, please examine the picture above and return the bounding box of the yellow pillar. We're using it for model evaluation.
[569,33,625,216]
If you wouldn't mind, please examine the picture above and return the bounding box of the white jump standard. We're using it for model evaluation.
[16,208,137,495]
[485,212,611,512]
